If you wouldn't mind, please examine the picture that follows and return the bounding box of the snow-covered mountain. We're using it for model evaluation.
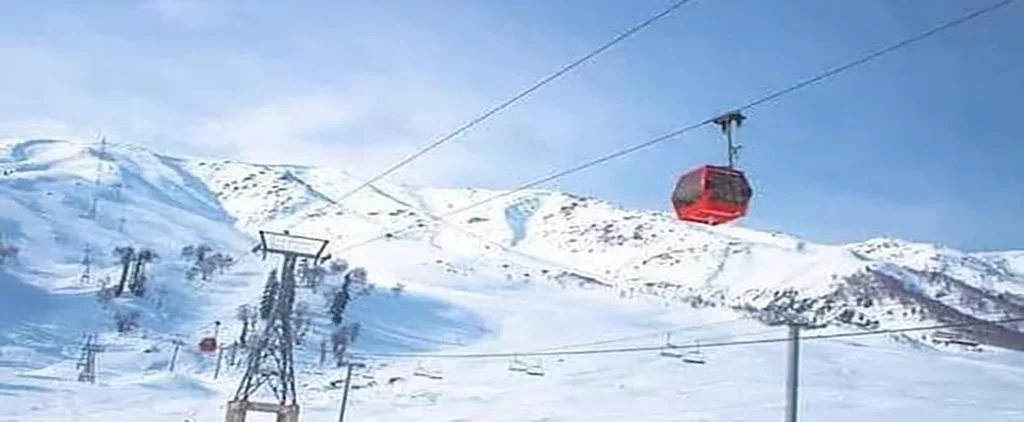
[1,138,1023,421]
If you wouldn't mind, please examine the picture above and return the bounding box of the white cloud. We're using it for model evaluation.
[0,4,636,191]
[182,89,547,188]
[188,93,353,165]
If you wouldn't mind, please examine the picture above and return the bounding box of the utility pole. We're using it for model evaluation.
[228,342,238,367]
[784,324,801,422]
[169,339,183,372]
[338,360,366,422]
[214,345,225,379]
[320,340,327,368]
[86,134,107,220]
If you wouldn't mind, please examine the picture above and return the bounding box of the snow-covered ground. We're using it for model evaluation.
[1,138,1023,421]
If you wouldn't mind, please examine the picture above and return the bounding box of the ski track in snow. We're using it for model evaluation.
[0,139,1023,421]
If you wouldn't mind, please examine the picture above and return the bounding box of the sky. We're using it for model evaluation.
[0,0,1021,251]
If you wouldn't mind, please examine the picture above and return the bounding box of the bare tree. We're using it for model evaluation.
[328,287,349,325]
[112,246,135,297]
[328,322,362,367]
[95,276,115,306]
[259,270,279,320]
[150,283,170,310]
[181,244,229,281]
[297,258,310,286]
[210,252,234,274]
[128,249,157,296]
[305,265,326,291]
[0,244,17,266]
[346,267,373,296]
[0,231,17,266]
[292,301,311,345]
[327,266,372,325]
[236,304,254,347]
[330,326,350,368]
[327,259,349,275]
[114,310,141,333]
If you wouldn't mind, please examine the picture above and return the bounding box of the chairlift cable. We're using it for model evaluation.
[531,317,750,352]
[350,316,1024,360]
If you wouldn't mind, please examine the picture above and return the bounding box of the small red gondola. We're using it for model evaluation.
[671,111,753,226]
[197,320,220,353]
[198,337,217,353]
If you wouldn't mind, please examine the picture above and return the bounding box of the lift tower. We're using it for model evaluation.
[226,230,329,422]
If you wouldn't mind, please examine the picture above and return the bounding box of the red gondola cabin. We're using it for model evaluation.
[198,337,217,353]
[672,165,752,225]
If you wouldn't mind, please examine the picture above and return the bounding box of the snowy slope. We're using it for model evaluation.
[851,237,1024,297]
[1,138,1023,421]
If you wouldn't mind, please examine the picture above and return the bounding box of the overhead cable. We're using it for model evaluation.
[334,0,1017,254]
[329,0,703,204]
[350,316,1024,359]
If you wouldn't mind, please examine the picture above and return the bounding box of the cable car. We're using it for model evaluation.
[672,165,752,225]
[197,320,220,354]
[671,111,753,226]
[198,337,217,353]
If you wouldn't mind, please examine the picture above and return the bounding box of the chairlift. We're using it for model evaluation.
[932,330,979,347]
[659,333,685,359]
[525,360,545,377]
[682,341,706,365]
[508,356,528,372]
[413,361,443,380]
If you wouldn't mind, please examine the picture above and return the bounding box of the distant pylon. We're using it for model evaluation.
[76,333,104,383]
[79,245,92,285]
[86,134,107,220]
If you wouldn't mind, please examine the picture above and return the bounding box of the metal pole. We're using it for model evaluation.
[725,122,735,168]
[338,363,355,422]
[214,346,224,379]
[169,341,181,372]
[785,324,800,422]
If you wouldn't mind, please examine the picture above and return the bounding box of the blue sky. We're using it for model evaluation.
[0,0,1021,251]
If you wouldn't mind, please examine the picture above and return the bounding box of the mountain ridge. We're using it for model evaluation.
[3,137,1024,420]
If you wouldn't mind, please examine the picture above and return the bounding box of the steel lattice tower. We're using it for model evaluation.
[227,230,329,422]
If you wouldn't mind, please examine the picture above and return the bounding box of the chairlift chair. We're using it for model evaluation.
[413,361,443,380]
[682,350,706,365]
[659,333,685,358]
[682,341,706,365]
[508,356,528,372]
[525,360,546,377]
